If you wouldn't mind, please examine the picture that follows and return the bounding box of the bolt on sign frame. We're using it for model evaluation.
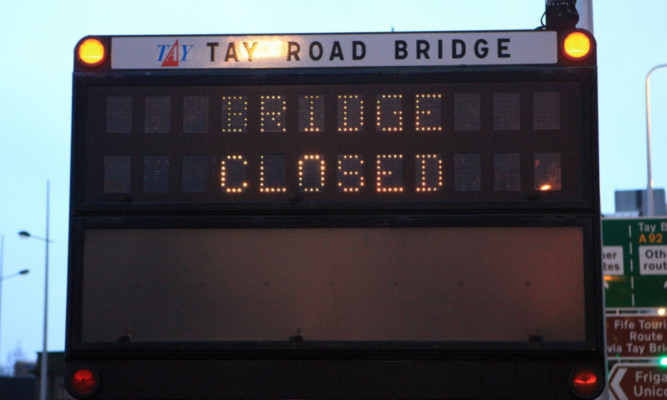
[67,29,604,400]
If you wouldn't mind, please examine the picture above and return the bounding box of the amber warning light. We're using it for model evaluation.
[563,31,592,60]
[77,38,106,67]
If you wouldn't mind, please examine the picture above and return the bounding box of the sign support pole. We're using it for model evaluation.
[645,64,667,216]
[576,0,594,33]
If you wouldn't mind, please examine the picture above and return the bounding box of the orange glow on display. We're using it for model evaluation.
[252,40,286,60]
[539,184,552,191]
[563,32,591,60]
[78,38,105,66]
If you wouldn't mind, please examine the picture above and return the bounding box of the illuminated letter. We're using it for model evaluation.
[415,94,443,132]
[337,155,364,192]
[260,154,287,193]
[415,154,443,192]
[298,155,326,193]
[221,155,248,193]
[376,154,403,193]
[298,95,324,132]
[261,95,287,132]
[376,94,403,132]
[337,95,364,132]
[221,96,248,133]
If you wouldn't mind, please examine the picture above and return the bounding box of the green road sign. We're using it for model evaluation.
[603,218,667,308]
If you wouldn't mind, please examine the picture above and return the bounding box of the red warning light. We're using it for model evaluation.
[71,367,99,396]
[571,369,599,397]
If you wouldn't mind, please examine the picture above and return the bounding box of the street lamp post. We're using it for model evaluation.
[18,180,51,400]
[645,64,667,216]
[0,237,30,375]
[0,236,30,375]
[576,0,594,33]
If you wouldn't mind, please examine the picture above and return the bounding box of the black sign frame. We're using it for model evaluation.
[67,29,604,400]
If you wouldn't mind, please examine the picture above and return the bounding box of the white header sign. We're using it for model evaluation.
[111,31,558,70]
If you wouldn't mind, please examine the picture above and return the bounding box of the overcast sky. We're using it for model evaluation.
[1,0,667,367]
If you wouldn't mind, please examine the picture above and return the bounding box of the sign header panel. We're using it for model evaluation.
[111,31,558,70]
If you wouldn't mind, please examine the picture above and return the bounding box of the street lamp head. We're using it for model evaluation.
[0,269,31,281]
[18,231,31,239]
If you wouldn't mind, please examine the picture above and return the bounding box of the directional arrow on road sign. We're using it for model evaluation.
[610,366,627,400]
[609,364,667,400]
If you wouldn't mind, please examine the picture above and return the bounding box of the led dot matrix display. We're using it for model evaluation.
[85,80,583,206]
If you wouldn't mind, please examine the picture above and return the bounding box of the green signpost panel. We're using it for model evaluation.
[602,218,667,308]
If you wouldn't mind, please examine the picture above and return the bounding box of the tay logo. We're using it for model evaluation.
[157,40,193,67]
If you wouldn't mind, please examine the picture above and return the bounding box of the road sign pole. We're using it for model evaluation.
[645,65,667,216]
